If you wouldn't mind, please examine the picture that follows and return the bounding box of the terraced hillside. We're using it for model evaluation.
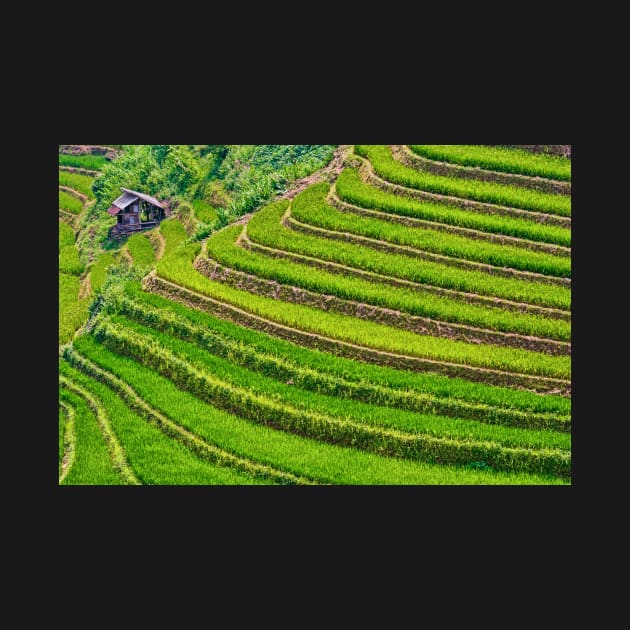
[59,148,105,344]
[59,145,571,485]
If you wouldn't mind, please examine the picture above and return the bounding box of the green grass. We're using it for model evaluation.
[60,358,267,485]
[293,183,571,277]
[111,290,570,432]
[247,200,571,310]
[206,225,570,341]
[356,145,571,216]
[102,314,571,454]
[59,273,90,344]
[123,282,571,417]
[89,252,116,292]
[73,337,566,484]
[192,199,219,224]
[59,154,109,171]
[160,219,187,256]
[59,190,84,214]
[84,324,570,476]
[58,171,95,199]
[409,145,571,181]
[58,379,123,485]
[156,242,570,379]
[336,169,571,247]
[127,233,155,268]
[59,221,75,250]
[59,245,85,276]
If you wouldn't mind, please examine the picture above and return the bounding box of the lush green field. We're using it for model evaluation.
[90,252,116,292]
[68,337,566,483]
[59,154,109,171]
[192,199,219,224]
[59,171,95,199]
[59,221,75,249]
[59,274,90,344]
[103,313,570,453]
[59,190,84,214]
[160,219,188,256]
[156,241,570,379]
[61,359,267,485]
[127,233,155,268]
[58,379,124,485]
[120,282,571,418]
[247,200,571,310]
[335,169,571,246]
[293,183,571,277]
[205,226,570,341]
[59,245,84,276]
[409,145,571,181]
[356,145,571,216]
[59,144,571,485]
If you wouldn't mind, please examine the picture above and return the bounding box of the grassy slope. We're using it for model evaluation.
[74,336,566,485]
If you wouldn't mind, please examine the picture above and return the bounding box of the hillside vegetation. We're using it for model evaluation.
[59,144,571,485]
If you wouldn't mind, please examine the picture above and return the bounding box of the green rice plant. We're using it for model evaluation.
[89,252,116,292]
[336,169,571,247]
[108,295,570,431]
[124,281,571,417]
[127,233,155,268]
[293,183,571,277]
[59,154,109,171]
[409,145,571,181]
[155,243,570,379]
[58,170,95,199]
[58,379,124,485]
[192,199,219,224]
[59,273,90,344]
[247,200,571,310]
[67,347,307,484]
[60,358,268,485]
[60,367,139,484]
[59,221,75,250]
[101,314,571,453]
[72,337,567,484]
[85,322,570,476]
[160,218,187,257]
[356,145,571,216]
[59,245,85,276]
[206,226,570,341]
[59,190,84,214]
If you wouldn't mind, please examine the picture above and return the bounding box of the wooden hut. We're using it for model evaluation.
[107,187,168,237]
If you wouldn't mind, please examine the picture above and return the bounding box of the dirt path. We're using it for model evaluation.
[58,401,76,484]
[148,229,166,261]
[121,246,133,266]
[78,272,92,300]
[59,145,120,159]
[59,165,101,177]
[275,145,352,202]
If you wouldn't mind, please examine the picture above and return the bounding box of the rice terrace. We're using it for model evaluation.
[58,144,572,485]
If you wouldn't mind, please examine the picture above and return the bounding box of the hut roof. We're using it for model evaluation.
[107,188,165,215]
